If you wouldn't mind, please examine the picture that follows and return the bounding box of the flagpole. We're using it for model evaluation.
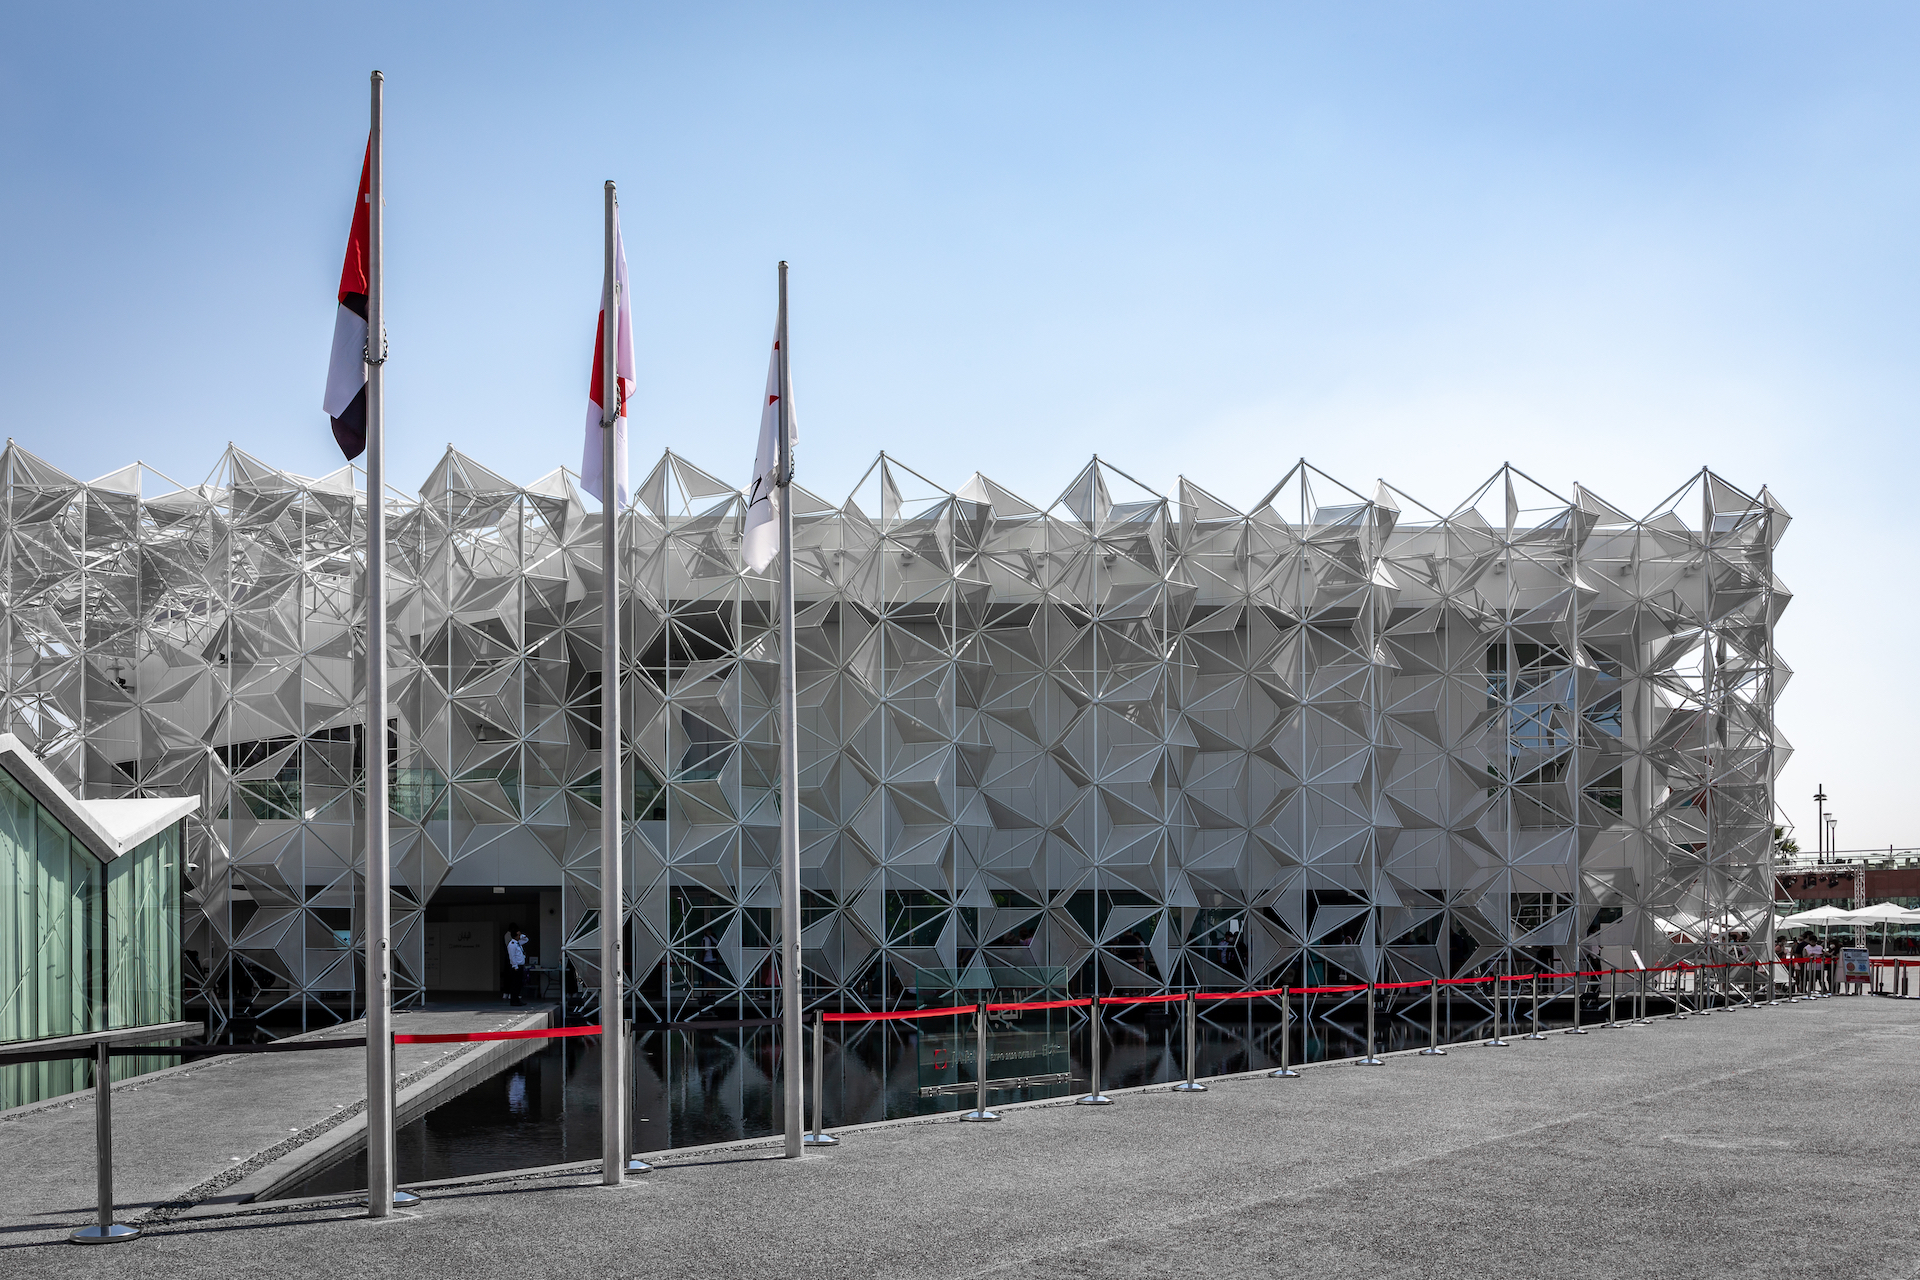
[775,261,802,1160]
[361,68,401,1219]
[599,180,629,1187]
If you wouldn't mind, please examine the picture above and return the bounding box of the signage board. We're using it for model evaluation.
[918,1022,1071,1098]
[1840,946,1872,984]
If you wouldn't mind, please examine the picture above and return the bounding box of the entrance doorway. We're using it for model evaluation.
[423,886,561,1002]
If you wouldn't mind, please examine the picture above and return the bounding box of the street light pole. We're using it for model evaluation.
[1813,786,1826,859]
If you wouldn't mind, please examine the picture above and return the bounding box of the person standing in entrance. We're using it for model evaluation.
[505,924,527,1006]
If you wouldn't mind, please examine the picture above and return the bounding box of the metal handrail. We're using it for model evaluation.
[0,1020,204,1244]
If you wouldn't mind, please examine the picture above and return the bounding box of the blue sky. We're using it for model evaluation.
[3,3,1914,848]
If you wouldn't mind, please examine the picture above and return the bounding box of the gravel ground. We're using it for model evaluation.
[5,994,1916,1280]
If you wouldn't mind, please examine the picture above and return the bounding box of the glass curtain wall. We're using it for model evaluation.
[0,768,101,1105]
[0,769,182,1108]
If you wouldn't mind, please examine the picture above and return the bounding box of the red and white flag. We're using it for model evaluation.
[581,208,633,507]
[742,324,792,574]
[323,141,372,460]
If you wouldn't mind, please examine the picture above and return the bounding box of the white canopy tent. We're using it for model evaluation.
[1832,902,1920,925]
[1777,905,1855,928]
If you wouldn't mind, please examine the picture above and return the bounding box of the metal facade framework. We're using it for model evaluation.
[0,443,1789,1028]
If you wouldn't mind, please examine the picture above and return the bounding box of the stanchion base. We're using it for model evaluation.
[70,1224,141,1245]
[626,1156,655,1170]
[1075,1093,1113,1106]
[1563,1027,1589,1035]
[1267,1067,1302,1078]
[1418,1047,1447,1056]
[960,1109,1000,1123]
[1521,1033,1548,1041]
[363,1190,421,1211]
[1356,1056,1386,1065]
[1486,1038,1509,1047]
[1172,1081,1209,1091]
[801,1134,839,1148]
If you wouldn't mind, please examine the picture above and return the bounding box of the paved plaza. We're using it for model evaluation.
[0,1003,555,1248]
[3,995,1916,1279]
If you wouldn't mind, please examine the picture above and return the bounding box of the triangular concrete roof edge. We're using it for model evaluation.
[0,735,199,863]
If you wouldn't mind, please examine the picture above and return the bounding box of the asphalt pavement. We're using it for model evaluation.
[0,1002,554,1249]
[4,993,1916,1279]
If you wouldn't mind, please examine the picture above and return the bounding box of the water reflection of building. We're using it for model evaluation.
[0,444,1786,1030]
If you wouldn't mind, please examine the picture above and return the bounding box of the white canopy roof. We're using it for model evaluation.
[1776,905,1855,927]
[1832,902,1920,925]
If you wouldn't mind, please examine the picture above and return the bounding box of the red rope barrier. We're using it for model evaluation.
[651,953,1864,1033]
[822,1004,977,1023]
[984,998,1094,1013]
[395,1025,605,1045]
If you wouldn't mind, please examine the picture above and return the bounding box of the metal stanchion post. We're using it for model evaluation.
[1174,991,1209,1090]
[1668,966,1690,1021]
[1634,967,1652,1024]
[1077,999,1111,1104]
[1523,973,1547,1040]
[1420,979,1446,1055]
[1603,968,1621,1028]
[1696,962,1714,1017]
[1486,972,1509,1047]
[804,1011,838,1147]
[624,1021,652,1171]
[1269,989,1301,1077]
[1566,968,1588,1035]
[70,1043,137,1245]
[379,1040,422,1207]
[1359,981,1385,1064]
[960,1003,999,1122]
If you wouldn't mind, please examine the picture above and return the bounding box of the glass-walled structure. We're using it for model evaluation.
[0,444,1787,1031]
[0,734,194,1106]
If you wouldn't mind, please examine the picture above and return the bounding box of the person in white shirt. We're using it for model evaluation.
[505,926,527,1006]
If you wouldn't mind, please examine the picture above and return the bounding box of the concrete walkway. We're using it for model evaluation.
[6,996,1919,1279]
[0,1002,554,1249]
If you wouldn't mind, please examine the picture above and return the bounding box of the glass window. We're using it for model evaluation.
[0,771,182,1107]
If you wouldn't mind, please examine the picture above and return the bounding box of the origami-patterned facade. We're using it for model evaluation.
[0,443,1790,1029]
